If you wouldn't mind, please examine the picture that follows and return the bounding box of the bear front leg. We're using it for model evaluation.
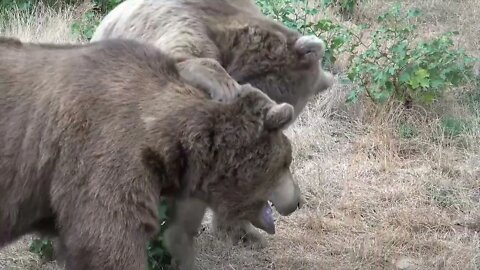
[163,197,208,270]
[58,218,150,270]
[176,58,243,103]
[211,214,267,249]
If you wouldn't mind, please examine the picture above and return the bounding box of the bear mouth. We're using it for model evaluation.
[260,202,275,234]
[262,201,275,232]
[256,200,300,235]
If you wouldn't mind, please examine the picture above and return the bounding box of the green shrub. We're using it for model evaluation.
[91,0,124,13]
[398,123,418,139]
[70,0,126,41]
[147,198,172,270]
[71,10,99,41]
[322,0,360,19]
[346,4,477,107]
[461,78,480,115]
[440,116,469,138]
[29,238,55,262]
[255,0,352,69]
[255,0,311,32]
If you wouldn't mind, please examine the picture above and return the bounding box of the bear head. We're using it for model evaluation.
[200,3,335,118]
[141,86,301,234]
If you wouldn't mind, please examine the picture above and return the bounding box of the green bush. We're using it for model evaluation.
[70,0,126,40]
[91,0,124,13]
[346,4,477,107]
[147,198,172,270]
[462,77,480,116]
[440,115,469,138]
[71,10,100,41]
[29,238,55,262]
[398,123,418,139]
[323,0,360,19]
[255,0,351,69]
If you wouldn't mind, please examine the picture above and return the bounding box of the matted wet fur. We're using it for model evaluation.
[0,37,300,270]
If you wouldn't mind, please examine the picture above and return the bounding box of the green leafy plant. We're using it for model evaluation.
[398,123,418,139]
[70,0,125,41]
[71,10,99,41]
[0,0,33,11]
[323,0,360,19]
[309,18,353,69]
[255,0,352,69]
[346,4,477,107]
[440,116,469,138]
[462,77,480,115]
[147,198,172,270]
[255,0,311,32]
[91,0,124,13]
[29,238,55,262]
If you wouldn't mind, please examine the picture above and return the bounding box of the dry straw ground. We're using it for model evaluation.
[0,0,478,269]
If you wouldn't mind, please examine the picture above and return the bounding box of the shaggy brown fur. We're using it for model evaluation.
[91,0,334,115]
[91,0,327,263]
[0,38,297,270]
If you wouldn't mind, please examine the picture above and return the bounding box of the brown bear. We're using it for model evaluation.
[92,0,333,111]
[0,37,301,270]
[91,0,333,258]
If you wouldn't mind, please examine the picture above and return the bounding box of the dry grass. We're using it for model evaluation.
[0,3,89,270]
[0,3,92,43]
[0,0,479,270]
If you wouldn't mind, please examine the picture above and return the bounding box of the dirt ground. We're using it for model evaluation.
[0,0,478,269]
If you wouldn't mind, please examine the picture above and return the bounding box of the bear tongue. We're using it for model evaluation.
[261,203,275,234]
[250,202,275,234]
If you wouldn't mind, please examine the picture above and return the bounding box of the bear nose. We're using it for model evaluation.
[294,35,326,62]
[297,197,305,209]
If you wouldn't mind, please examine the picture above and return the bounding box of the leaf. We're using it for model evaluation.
[387,67,396,75]
[419,91,437,104]
[430,78,444,89]
[306,8,319,15]
[391,41,408,58]
[323,0,333,6]
[400,71,413,85]
[346,90,359,103]
[314,19,335,31]
[29,238,54,262]
[407,8,421,18]
[330,36,345,50]
[359,23,370,30]
[408,68,430,89]
[373,89,391,103]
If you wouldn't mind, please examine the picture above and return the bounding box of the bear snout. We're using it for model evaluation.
[295,35,326,63]
[268,170,302,216]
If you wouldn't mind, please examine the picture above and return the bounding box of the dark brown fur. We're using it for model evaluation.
[0,38,295,270]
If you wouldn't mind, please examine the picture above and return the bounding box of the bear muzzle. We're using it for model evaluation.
[268,170,302,216]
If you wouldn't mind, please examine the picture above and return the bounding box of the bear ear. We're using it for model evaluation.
[264,103,294,131]
[236,84,294,131]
